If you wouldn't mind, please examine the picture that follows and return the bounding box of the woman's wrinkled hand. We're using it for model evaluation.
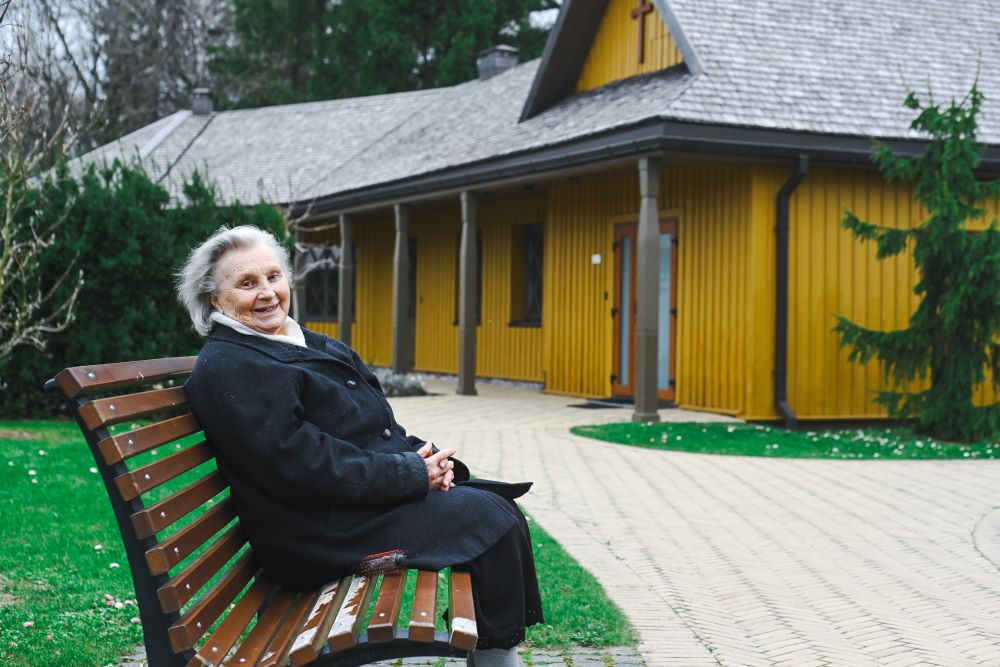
[418,443,457,492]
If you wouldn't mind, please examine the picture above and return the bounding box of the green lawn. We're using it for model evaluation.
[0,421,633,667]
[571,420,1000,459]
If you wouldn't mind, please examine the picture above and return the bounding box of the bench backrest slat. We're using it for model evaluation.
[98,413,201,465]
[79,386,189,430]
[131,470,227,540]
[115,441,213,501]
[258,592,318,667]
[56,357,195,398]
[157,523,248,613]
[145,497,237,576]
[226,590,298,666]
[167,551,258,653]
[190,578,274,667]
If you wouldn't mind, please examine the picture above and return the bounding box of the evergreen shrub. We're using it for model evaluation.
[0,160,285,417]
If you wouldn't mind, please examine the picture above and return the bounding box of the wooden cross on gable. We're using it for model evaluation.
[630,1,655,64]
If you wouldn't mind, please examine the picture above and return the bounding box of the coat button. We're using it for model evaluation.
[346,379,357,388]
[381,428,392,440]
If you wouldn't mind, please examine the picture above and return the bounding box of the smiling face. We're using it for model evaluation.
[210,243,290,335]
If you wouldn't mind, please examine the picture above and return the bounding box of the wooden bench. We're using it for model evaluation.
[45,356,478,667]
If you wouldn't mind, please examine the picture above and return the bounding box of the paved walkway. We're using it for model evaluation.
[388,379,1000,667]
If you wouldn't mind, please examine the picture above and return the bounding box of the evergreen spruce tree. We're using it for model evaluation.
[835,85,1000,442]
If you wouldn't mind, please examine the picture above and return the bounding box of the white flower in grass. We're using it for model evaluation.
[27,469,36,476]
[114,602,123,609]
[37,449,46,456]
[109,562,120,569]
[31,479,37,484]
[7,461,13,466]
[130,617,140,624]
[94,544,103,550]
[89,467,98,473]
[22,621,34,628]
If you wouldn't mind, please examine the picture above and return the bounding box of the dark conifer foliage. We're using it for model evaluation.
[210,0,558,109]
[835,86,1000,442]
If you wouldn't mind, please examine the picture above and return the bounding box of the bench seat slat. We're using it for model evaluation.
[98,413,201,465]
[448,571,478,651]
[131,470,227,539]
[115,440,213,501]
[258,592,317,667]
[224,590,296,666]
[367,571,405,643]
[55,357,195,398]
[167,552,257,653]
[80,385,189,430]
[327,574,377,652]
[289,577,351,667]
[158,523,248,613]
[145,497,236,576]
[408,570,438,643]
[187,578,272,667]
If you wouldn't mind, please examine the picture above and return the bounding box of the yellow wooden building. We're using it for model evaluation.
[89,0,1000,423]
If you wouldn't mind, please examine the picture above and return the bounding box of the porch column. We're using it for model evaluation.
[457,192,478,395]
[392,204,414,372]
[633,157,662,422]
[337,213,354,347]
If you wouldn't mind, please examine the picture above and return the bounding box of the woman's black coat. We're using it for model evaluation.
[184,325,519,590]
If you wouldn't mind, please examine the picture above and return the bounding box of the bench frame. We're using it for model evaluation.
[46,357,477,667]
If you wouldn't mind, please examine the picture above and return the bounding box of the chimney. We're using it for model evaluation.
[192,88,213,115]
[476,45,519,80]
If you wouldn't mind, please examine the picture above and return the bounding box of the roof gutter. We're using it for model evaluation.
[774,155,809,429]
[284,120,1000,219]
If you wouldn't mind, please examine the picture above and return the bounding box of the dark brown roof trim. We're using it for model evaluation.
[285,120,1000,218]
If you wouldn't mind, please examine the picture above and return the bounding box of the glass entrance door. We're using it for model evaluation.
[612,220,677,401]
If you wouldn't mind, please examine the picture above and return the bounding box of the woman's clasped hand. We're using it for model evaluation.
[417,442,457,491]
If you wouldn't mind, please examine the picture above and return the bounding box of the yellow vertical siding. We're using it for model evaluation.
[784,167,1000,419]
[410,207,461,374]
[349,215,395,367]
[577,0,683,92]
[477,195,546,382]
[544,165,754,408]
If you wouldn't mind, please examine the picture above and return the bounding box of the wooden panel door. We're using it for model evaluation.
[612,220,678,401]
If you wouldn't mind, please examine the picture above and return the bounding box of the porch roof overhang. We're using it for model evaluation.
[285,119,1000,220]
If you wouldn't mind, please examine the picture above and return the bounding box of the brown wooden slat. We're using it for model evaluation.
[257,592,317,667]
[131,471,227,540]
[98,413,200,465]
[408,570,438,643]
[367,571,405,643]
[288,577,351,667]
[225,590,296,666]
[115,441,213,501]
[80,385,189,430]
[158,524,247,613]
[448,570,478,651]
[167,552,257,653]
[186,578,272,667]
[327,574,377,653]
[145,497,236,576]
[55,357,195,399]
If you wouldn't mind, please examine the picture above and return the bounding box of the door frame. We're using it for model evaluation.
[611,217,679,401]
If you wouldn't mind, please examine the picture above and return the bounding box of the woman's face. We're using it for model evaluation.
[211,243,290,335]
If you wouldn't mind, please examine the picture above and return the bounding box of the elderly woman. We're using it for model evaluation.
[176,225,541,667]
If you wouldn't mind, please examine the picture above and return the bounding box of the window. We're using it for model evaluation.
[301,244,355,321]
[454,230,482,325]
[510,223,543,326]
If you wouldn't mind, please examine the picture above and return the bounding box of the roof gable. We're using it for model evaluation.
[520,0,702,120]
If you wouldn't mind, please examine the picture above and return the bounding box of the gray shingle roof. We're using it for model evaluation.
[79,0,1000,207]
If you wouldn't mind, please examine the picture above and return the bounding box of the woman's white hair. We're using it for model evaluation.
[176,225,293,336]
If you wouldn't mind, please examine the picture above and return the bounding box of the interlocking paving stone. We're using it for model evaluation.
[389,378,1000,666]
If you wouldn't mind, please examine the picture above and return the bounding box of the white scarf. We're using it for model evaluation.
[210,311,307,348]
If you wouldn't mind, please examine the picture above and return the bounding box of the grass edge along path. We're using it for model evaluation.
[571,420,1000,460]
[0,421,634,667]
